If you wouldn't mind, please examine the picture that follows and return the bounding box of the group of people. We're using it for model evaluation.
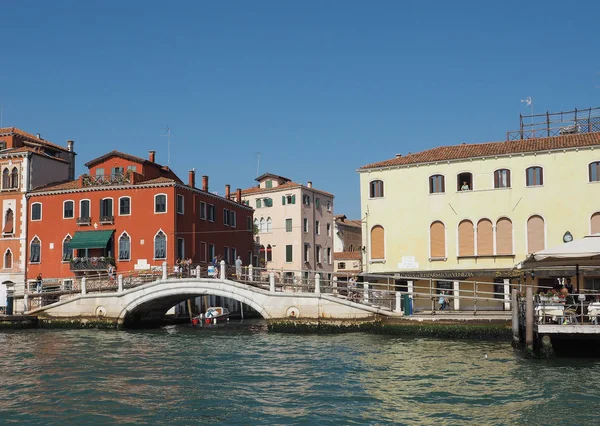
[175,257,193,278]
[211,255,244,280]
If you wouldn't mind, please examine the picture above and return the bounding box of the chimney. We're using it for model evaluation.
[67,140,74,152]
[149,150,156,163]
[307,181,313,188]
[188,169,195,188]
[225,184,231,199]
[202,175,208,191]
[236,188,242,203]
[36,133,41,139]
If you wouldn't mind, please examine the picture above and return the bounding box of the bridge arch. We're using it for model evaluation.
[117,279,273,325]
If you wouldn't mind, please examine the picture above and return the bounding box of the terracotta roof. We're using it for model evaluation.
[334,251,362,260]
[84,150,154,168]
[242,180,334,197]
[0,127,69,152]
[30,176,178,192]
[255,172,291,183]
[335,215,362,228]
[0,146,70,163]
[360,132,600,170]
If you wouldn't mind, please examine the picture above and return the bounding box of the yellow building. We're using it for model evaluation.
[358,132,600,311]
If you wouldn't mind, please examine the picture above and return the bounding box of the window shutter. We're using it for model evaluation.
[458,220,474,256]
[370,225,385,259]
[496,218,513,255]
[591,213,600,234]
[282,196,286,205]
[3,209,14,234]
[430,221,445,258]
[476,219,493,256]
[256,199,262,208]
[316,198,320,209]
[527,215,545,253]
[291,195,296,204]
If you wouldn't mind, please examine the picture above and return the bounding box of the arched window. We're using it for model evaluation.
[4,249,12,269]
[266,217,272,232]
[591,212,600,235]
[429,221,446,258]
[526,167,543,186]
[527,215,545,253]
[3,208,14,235]
[477,219,493,256]
[458,220,474,256]
[496,218,513,255]
[494,169,511,188]
[154,231,166,259]
[266,244,273,262]
[2,169,9,189]
[457,172,473,191]
[370,225,385,259]
[30,237,41,263]
[590,162,600,182]
[119,233,131,260]
[369,180,384,198]
[154,194,167,213]
[10,167,18,189]
[429,175,445,194]
[259,218,265,233]
[62,235,73,261]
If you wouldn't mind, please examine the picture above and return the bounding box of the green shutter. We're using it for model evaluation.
[291,194,296,204]
[282,196,286,205]
[286,245,293,262]
[256,199,262,208]
[266,180,272,189]
[316,198,320,209]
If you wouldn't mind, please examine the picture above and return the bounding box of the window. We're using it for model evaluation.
[199,201,206,219]
[208,243,215,261]
[476,219,493,256]
[286,245,293,263]
[259,218,265,233]
[286,218,292,232]
[326,201,331,211]
[316,221,320,235]
[256,199,262,209]
[315,198,320,209]
[429,221,446,258]
[496,217,513,255]
[224,208,230,226]
[2,169,9,189]
[31,203,42,221]
[304,218,309,233]
[80,200,90,219]
[176,194,184,214]
[282,194,295,205]
[100,198,113,219]
[127,165,137,172]
[429,175,445,194]
[327,223,331,237]
[119,233,131,260]
[327,247,332,264]
[154,231,166,259]
[3,208,14,235]
[4,249,12,269]
[62,235,73,261]
[592,212,600,234]
[266,244,272,262]
[111,166,124,175]
[95,168,104,177]
[207,204,215,222]
[316,245,321,263]
[263,198,273,207]
[527,215,545,253]
[200,242,207,262]
[119,197,131,215]
[0,141,5,150]
[63,201,74,219]
[458,220,474,256]
[526,167,543,186]
[494,169,511,188]
[30,237,41,263]
[370,225,385,259]
[177,238,185,259]
[246,216,252,231]
[457,172,473,191]
[10,167,18,189]
[303,244,309,263]
[231,248,237,263]
[266,217,272,232]
[303,195,311,206]
[370,180,384,198]
[338,261,346,269]
[230,211,236,228]
[265,180,273,189]
[589,162,600,182]
[155,194,167,213]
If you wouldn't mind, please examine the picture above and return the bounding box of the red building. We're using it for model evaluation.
[26,150,254,286]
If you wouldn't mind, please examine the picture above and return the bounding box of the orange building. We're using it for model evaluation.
[0,128,75,314]
[26,150,254,292]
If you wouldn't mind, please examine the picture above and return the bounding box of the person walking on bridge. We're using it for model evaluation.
[235,256,243,280]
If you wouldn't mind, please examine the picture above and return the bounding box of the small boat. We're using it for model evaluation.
[192,307,231,325]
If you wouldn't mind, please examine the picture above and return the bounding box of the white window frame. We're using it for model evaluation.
[3,248,12,269]
[176,194,185,215]
[100,197,114,218]
[208,204,215,222]
[62,234,73,262]
[153,229,167,260]
[154,193,168,214]
[63,200,75,219]
[79,199,91,219]
[316,220,320,235]
[327,223,331,237]
[316,245,321,264]
[326,201,331,212]
[118,196,132,216]
[118,231,131,261]
[30,235,41,264]
[200,201,206,220]
[230,211,236,228]
[303,218,308,233]
[31,202,42,221]
[224,208,230,226]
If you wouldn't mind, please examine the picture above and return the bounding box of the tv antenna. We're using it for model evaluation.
[161,126,172,167]
[256,152,261,177]
[521,96,534,132]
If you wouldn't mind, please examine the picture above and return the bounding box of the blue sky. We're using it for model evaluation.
[1,1,599,218]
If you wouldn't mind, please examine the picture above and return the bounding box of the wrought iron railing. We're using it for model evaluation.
[70,258,115,271]
[76,216,91,226]
[99,215,114,224]
[82,172,132,187]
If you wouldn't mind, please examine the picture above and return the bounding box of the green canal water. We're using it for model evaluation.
[1,321,599,425]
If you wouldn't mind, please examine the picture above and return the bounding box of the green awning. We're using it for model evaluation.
[68,230,114,249]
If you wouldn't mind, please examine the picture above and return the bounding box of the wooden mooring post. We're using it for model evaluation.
[525,286,534,351]
[512,289,519,346]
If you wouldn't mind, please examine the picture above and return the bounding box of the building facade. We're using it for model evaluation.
[359,132,600,310]
[25,150,254,302]
[241,173,334,281]
[0,128,75,313]
[333,214,362,252]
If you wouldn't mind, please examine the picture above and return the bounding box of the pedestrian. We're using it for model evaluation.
[175,258,182,278]
[36,273,43,293]
[235,256,243,280]
[211,255,219,278]
[438,290,447,310]
[107,263,115,282]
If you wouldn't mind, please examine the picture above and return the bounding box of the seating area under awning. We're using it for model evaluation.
[68,230,114,249]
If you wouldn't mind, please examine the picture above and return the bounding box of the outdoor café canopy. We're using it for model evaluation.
[519,234,600,269]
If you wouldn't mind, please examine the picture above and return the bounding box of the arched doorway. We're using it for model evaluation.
[0,281,13,315]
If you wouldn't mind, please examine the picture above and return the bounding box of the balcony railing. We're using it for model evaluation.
[77,216,91,226]
[70,258,115,271]
[99,215,114,224]
[82,173,132,187]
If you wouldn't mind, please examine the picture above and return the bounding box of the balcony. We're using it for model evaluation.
[70,257,115,271]
[82,172,132,187]
[99,215,114,225]
[77,216,92,226]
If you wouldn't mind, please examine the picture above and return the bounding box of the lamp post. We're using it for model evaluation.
[530,270,536,289]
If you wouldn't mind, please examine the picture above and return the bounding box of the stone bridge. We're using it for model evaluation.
[28,276,396,327]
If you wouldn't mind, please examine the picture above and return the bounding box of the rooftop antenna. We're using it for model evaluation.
[256,152,261,177]
[161,125,172,167]
[521,96,534,135]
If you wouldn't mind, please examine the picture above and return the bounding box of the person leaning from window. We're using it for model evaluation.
[460,181,470,191]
